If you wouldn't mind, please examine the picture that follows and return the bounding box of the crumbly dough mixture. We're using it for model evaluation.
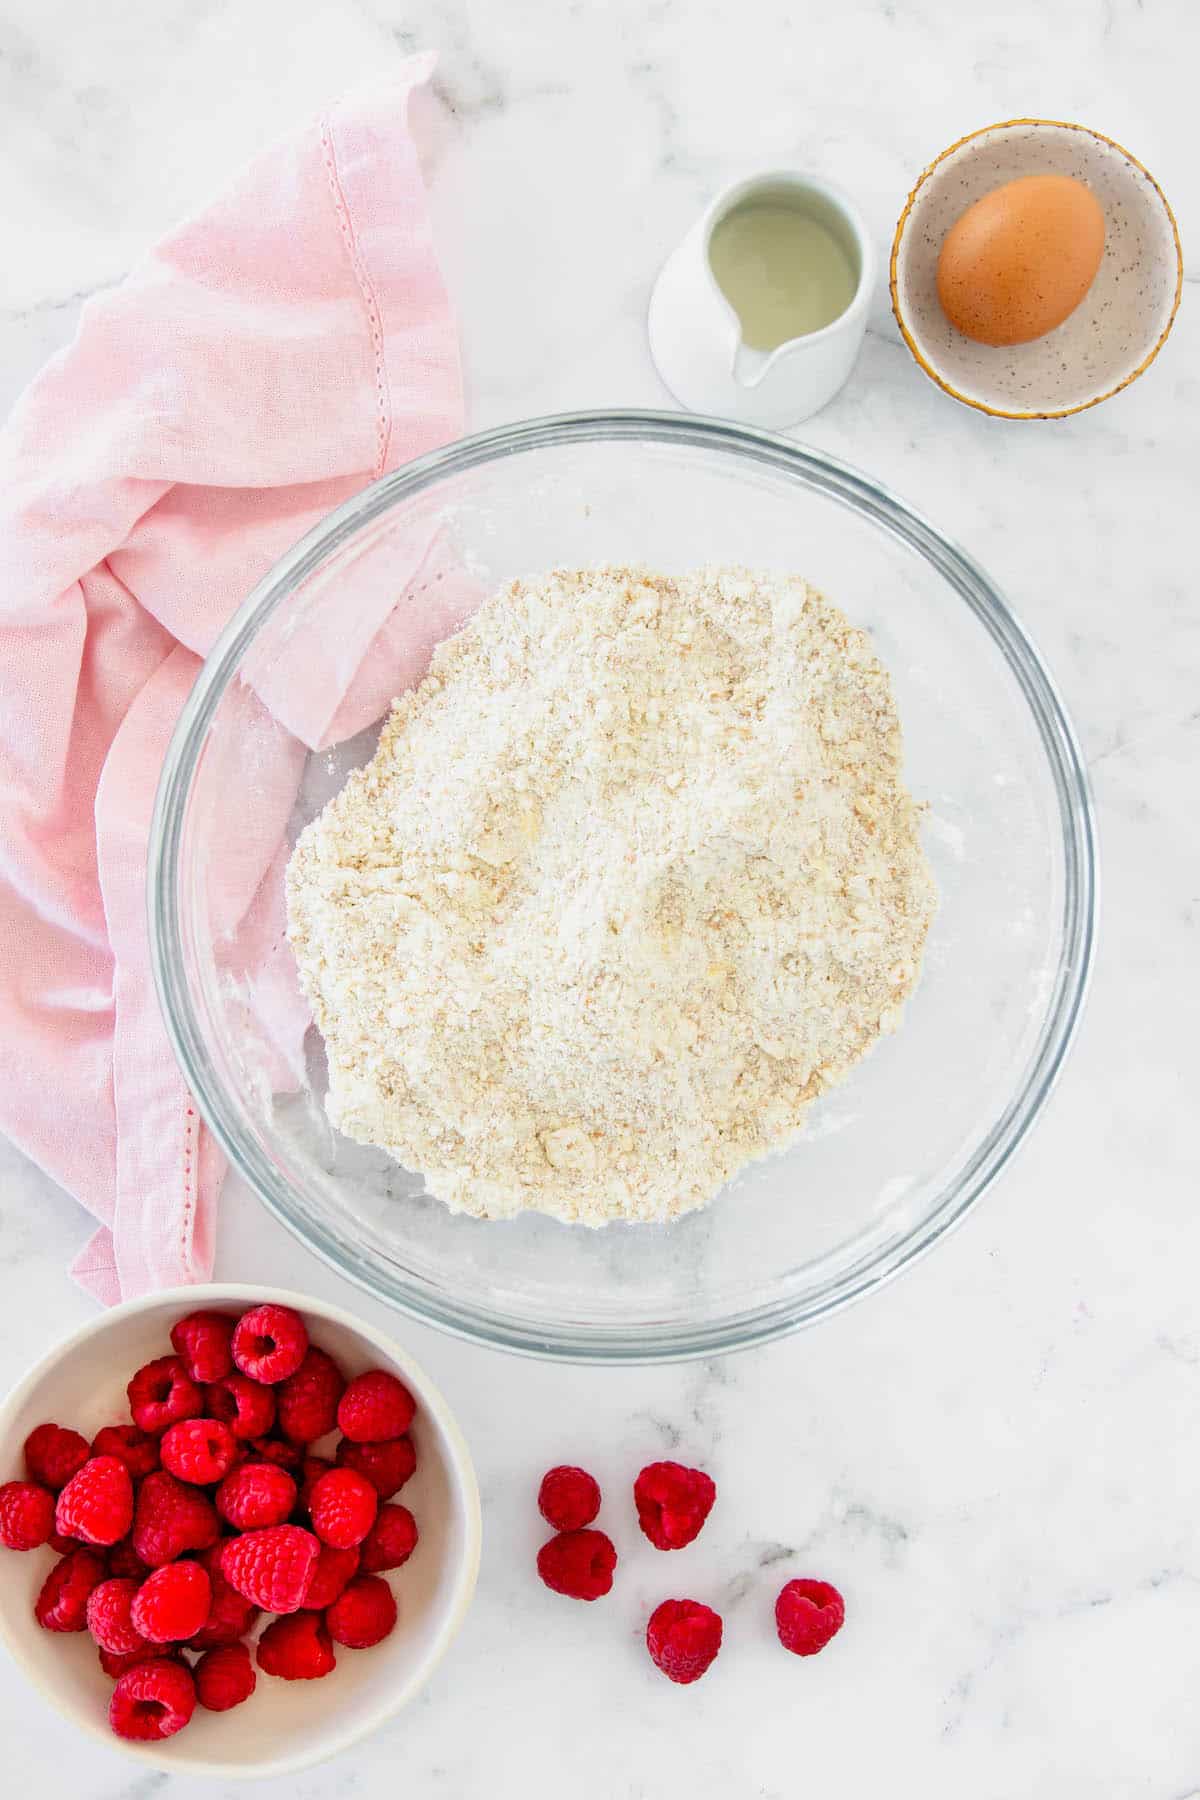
[286,566,936,1225]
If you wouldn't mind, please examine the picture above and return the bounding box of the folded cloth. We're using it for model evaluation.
[0,56,464,1302]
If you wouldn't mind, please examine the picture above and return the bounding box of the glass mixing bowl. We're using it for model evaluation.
[149,412,1096,1361]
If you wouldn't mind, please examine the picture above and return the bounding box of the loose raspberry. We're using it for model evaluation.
[34,1548,106,1631]
[127,1356,204,1436]
[276,1348,345,1445]
[195,1641,256,1711]
[86,1578,150,1656]
[216,1460,297,1530]
[774,1578,845,1656]
[132,1561,212,1643]
[646,1598,723,1684]
[204,1371,276,1441]
[326,1574,397,1649]
[56,1455,133,1547]
[248,1436,303,1474]
[0,1480,55,1550]
[231,1303,308,1385]
[634,1461,716,1551]
[335,1435,416,1499]
[109,1658,196,1741]
[170,1310,235,1384]
[359,1503,418,1574]
[24,1422,90,1491]
[160,1417,238,1485]
[256,1611,335,1680]
[221,1524,319,1613]
[98,1642,162,1678]
[302,1543,360,1610]
[132,1470,220,1567]
[536,1529,617,1601]
[91,1424,160,1481]
[188,1543,259,1648]
[538,1465,601,1532]
[308,1468,377,1550]
[107,1537,150,1581]
[337,1370,416,1444]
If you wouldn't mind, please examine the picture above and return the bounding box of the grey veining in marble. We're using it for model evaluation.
[0,0,1197,1795]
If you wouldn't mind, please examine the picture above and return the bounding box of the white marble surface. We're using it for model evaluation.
[1,0,1198,1794]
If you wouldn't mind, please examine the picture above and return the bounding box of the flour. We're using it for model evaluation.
[285,566,937,1226]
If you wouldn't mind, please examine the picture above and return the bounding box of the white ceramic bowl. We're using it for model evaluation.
[0,1284,481,1779]
[891,118,1183,419]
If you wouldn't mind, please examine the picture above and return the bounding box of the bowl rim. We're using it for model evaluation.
[148,409,1098,1362]
[0,1282,482,1780]
[889,116,1185,420]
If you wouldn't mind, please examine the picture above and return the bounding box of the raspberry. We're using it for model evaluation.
[92,1424,160,1481]
[634,1461,716,1551]
[204,1371,276,1441]
[221,1524,319,1613]
[107,1537,150,1581]
[195,1641,256,1711]
[23,1423,90,1491]
[127,1356,204,1436]
[34,1548,106,1631]
[536,1529,617,1601]
[359,1503,418,1574]
[302,1543,360,1610]
[308,1468,377,1550]
[86,1578,150,1656]
[190,1608,258,1653]
[55,1454,132,1540]
[337,1370,416,1444]
[0,1480,55,1550]
[109,1657,196,1740]
[326,1574,397,1649]
[98,1642,162,1678]
[646,1598,723,1684]
[132,1561,212,1642]
[170,1310,235,1384]
[774,1578,845,1656]
[160,1417,238,1485]
[231,1303,308,1384]
[335,1435,416,1500]
[276,1348,345,1445]
[188,1543,259,1648]
[132,1470,220,1567]
[296,1454,331,1512]
[538,1465,601,1532]
[48,1529,79,1554]
[248,1436,303,1474]
[256,1611,335,1680]
[217,1460,297,1530]
[56,1455,134,1546]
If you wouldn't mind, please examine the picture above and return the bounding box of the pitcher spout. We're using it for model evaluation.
[732,342,774,388]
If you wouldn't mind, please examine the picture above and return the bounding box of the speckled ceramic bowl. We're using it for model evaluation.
[891,118,1183,419]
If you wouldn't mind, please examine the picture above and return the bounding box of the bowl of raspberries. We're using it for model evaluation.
[0,1286,481,1776]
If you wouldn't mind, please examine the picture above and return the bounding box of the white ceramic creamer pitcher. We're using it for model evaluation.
[647,171,875,428]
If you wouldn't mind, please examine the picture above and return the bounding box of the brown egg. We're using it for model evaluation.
[936,174,1105,347]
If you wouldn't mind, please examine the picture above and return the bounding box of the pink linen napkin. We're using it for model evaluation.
[0,56,464,1302]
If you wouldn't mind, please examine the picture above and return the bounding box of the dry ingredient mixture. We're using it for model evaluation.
[286,566,936,1226]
